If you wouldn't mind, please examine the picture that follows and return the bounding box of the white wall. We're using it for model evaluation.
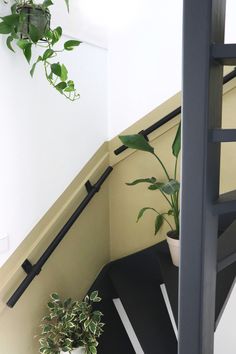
[0,2,108,266]
[107,0,183,138]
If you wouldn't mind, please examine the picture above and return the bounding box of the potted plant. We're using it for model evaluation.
[39,291,104,354]
[0,0,81,101]
[119,124,181,266]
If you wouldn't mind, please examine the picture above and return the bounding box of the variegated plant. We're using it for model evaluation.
[119,124,181,238]
[39,291,104,354]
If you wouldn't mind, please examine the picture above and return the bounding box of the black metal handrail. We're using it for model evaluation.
[114,68,236,156]
[7,166,113,308]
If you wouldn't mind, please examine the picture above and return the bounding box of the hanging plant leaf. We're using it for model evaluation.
[42,0,54,10]
[64,40,81,51]
[55,81,67,93]
[119,134,154,154]
[29,24,42,44]
[43,48,54,60]
[1,14,19,26]
[60,64,68,81]
[0,22,12,34]
[6,35,14,52]
[64,80,75,92]
[172,123,181,157]
[17,38,28,49]
[23,43,32,63]
[51,26,62,45]
[64,0,70,12]
[126,177,157,186]
[51,63,61,77]
[155,214,164,235]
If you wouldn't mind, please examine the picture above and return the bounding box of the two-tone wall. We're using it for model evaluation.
[0,74,236,353]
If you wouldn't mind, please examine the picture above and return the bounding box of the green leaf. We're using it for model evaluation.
[89,346,97,354]
[137,207,157,222]
[11,3,17,14]
[51,26,62,45]
[64,80,75,92]
[30,56,42,77]
[60,64,68,81]
[119,134,154,154]
[6,35,14,52]
[42,0,53,9]
[17,39,28,49]
[148,182,164,190]
[89,321,97,334]
[29,24,41,43]
[43,48,54,60]
[155,214,164,235]
[51,293,60,301]
[161,180,180,195]
[90,291,98,301]
[64,0,70,12]
[172,123,181,157]
[55,81,67,93]
[79,313,87,322]
[51,63,61,77]
[1,14,19,26]
[126,177,156,186]
[64,40,81,50]
[0,22,12,34]
[23,43,32,63]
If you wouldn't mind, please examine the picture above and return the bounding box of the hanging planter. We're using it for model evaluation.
[17,4,51,40]
[0,0,81,101]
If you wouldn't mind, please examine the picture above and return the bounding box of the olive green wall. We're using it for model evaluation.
[0,144,110,354]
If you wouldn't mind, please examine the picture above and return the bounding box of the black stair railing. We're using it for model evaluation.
[114,68,236,156]
[7,166,113,308]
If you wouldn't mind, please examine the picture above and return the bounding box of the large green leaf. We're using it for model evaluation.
[0,22,12,34]
[23,43,32,63]
[64,40,81,51]
[29,24,41,43]
[43,48,54,60]
[126,177,156,186]
[51,63,61,77]
[161,179,180,195]
[119,134,154,154]
[1,14,19,26]
[55,81,67,93]
[155,214,164,235]
[172,123,181,157]
[137,207,157,222]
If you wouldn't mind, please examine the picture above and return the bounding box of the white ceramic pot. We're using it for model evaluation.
[60,348,85,354]
[166,235,180,267]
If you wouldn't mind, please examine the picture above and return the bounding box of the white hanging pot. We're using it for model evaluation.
[60,347,85,354]
[166,232,180,267]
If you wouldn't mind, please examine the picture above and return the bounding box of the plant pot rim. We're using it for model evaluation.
[16,4,51,13]
[167,230,179,240]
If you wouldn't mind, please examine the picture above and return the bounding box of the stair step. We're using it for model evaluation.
[214,190,236,214]
[109,246,177,354]
[96,299,135,354]
[157,234,236,330]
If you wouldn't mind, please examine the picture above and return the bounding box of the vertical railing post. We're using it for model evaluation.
[179,1,226,354]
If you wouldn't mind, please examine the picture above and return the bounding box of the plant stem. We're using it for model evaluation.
[153,153,171,181]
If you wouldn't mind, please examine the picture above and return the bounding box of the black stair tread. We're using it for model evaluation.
[109,246,177,354]
[157,236,236,329]
[96,299,135,354]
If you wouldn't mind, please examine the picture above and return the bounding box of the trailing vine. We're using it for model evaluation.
[0,0,81,101]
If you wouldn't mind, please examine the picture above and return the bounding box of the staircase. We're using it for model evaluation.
[89,213,236,354]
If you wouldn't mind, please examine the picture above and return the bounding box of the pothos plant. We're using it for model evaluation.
[39,291,104,354]
[0,0,81,101]
[119,124,181,239]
